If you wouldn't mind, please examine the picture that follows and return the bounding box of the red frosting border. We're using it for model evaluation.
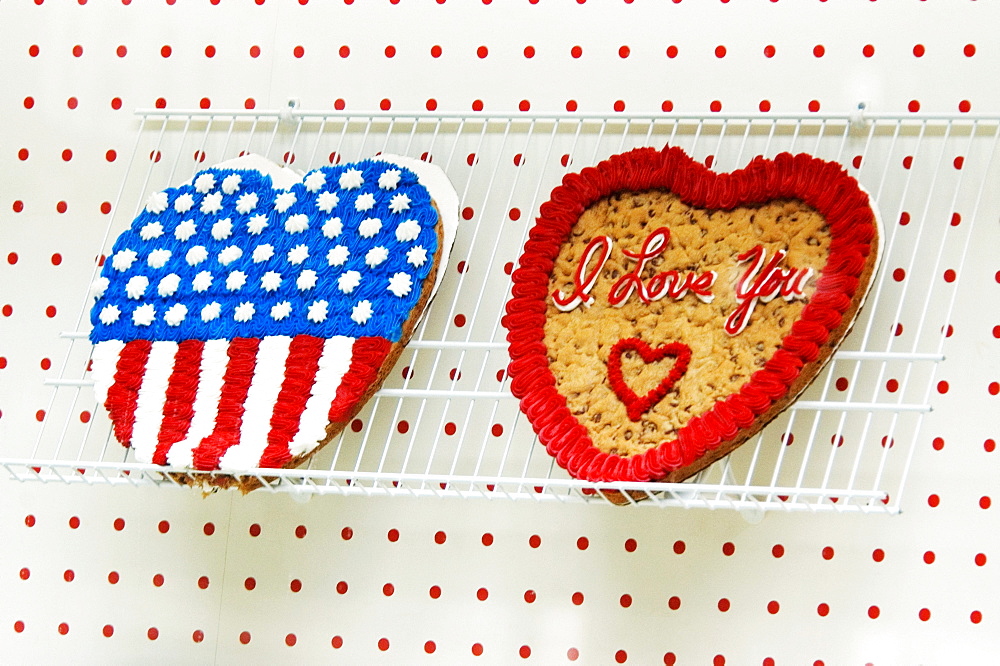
[501,146,877,484]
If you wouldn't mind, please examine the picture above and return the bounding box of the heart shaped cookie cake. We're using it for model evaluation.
[89,154,457,488]
[503,146,880,492]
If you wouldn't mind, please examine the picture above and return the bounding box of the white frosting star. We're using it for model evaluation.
[365,246,389,268]
[139,221,164,241]
[327,245,349,266]
[387,272,413,298]
[226,271,247,291]
[378,168,402,190]
[99,304,120,325]
[406,245,428,267]
[307,300,329,323]
[339,168,363,190]
[317,191,340,213]
[270,301,292,320]
[358,217,382,238]
[247,214,268,235]
[285,214,309,233]
[194,173,216,193]
[337,270,362,294]
[287,244,310,265]
[355,192,376,212]
[164,303,188,326]
[261,271,282,292]
[132,303,155,326]
[234,302,255,322]
[192,270,213,292]
[304,171,326,192]
[201,302,221,322]
[388,192,411,213]
[217,245,243,266]
[395,219,421,242]
[200,191,224,214]
[351,300,373,325]
[158,273,180,297]
[147,248,172,268]
[296,269,318,291]
[222,173,242,194]
[212,218,233,240]
[322,217,343,238]
[252,244,274,263]
[125,275,149,299]
[112,249,138,272]
[174,219,197,241]
[174,193,195,213]
[236,191,259,214]
[274,191,297,213]
[91,276,110,299]
[145,191,168,214]
[186,245,208,266]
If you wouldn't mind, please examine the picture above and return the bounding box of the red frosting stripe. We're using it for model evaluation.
[153,339,205,465]
[192,337,260,471]
[327,337,392,423]
[503,145,877,483]
[105,339,153,448]
[258,334,326,469]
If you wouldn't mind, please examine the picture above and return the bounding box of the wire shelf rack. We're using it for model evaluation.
[6,105,998,513]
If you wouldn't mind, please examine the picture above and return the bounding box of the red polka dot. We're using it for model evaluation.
[396,420,409,434]
[872,548,885,562]
[72,44,83,57]
[571,45,583,58]
[923,550,935,564]
[715,45,726,58]
[959,100,972,113]
[529,534,541,548]
[472,642,484,656]
[572,592,584,605]
[350,419,363,432]
[928,494,940,508]
[378,638,389,651]
[772,544,785,558]
[763,44,775,58]
[937,380,950,393]
[902,155,913,169]
[519,645,532,659]
[423,640,435,654]
[58,622,70,635]
[817,602,830,617]
[667,595,681,610]
[954,156,965,170]
[620,594,633,608]
[932,437,945,451]
[980,496,992,509]
[710,100,722,112]
[809,100,821,112]
[293,45,304,58]
[863,44,875,57]
[971,610,983,624]
[990,382,1000,396]
[429,584,441,599]
[158,520,170,534]
[341,526,353,540]
[767,600,780,614]
[666,45,679,58]
[153,574,164,587]
[918,607,931,621]
[453,314,466,327]
[813,44,825,57]
[382,582,394,596]
[435,530,447,544]
[615,650,628,663]
[976,553,987,566]
[718,598,731,612]
[618,45,630,58]
[243,577,256,590]
[477,45,488,58]
[481,532,494,546]
[868,605,880,619]
[624,538,637,552]
[476,587,489,601]
[985,439,996,453]
[913,44,926,57]
[249,45,261,58]
[822,546,835,560]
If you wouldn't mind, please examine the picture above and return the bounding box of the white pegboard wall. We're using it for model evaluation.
[2,2,1000,664]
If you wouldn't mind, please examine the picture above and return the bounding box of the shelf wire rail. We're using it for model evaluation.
[5,107,998,513]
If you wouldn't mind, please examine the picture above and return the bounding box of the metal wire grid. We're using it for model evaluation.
[5,107,997,513]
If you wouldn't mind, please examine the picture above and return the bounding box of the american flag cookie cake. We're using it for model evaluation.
[88,154,458,490]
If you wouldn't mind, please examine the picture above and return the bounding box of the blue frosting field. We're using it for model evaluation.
[89,159,439,343]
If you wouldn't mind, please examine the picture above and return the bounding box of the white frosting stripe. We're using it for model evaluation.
[129,341,179,464]
[91,340,126,406]
[288,335,355,457]
[166,339,230,468]
[218,335,292,470]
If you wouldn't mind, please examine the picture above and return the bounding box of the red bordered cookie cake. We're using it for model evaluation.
[503,146,881,496]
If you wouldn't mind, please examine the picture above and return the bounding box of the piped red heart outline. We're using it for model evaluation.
[502,145,878,484]
[607,338,692,422]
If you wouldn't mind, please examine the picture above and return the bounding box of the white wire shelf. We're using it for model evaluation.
[7,106,998,513]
